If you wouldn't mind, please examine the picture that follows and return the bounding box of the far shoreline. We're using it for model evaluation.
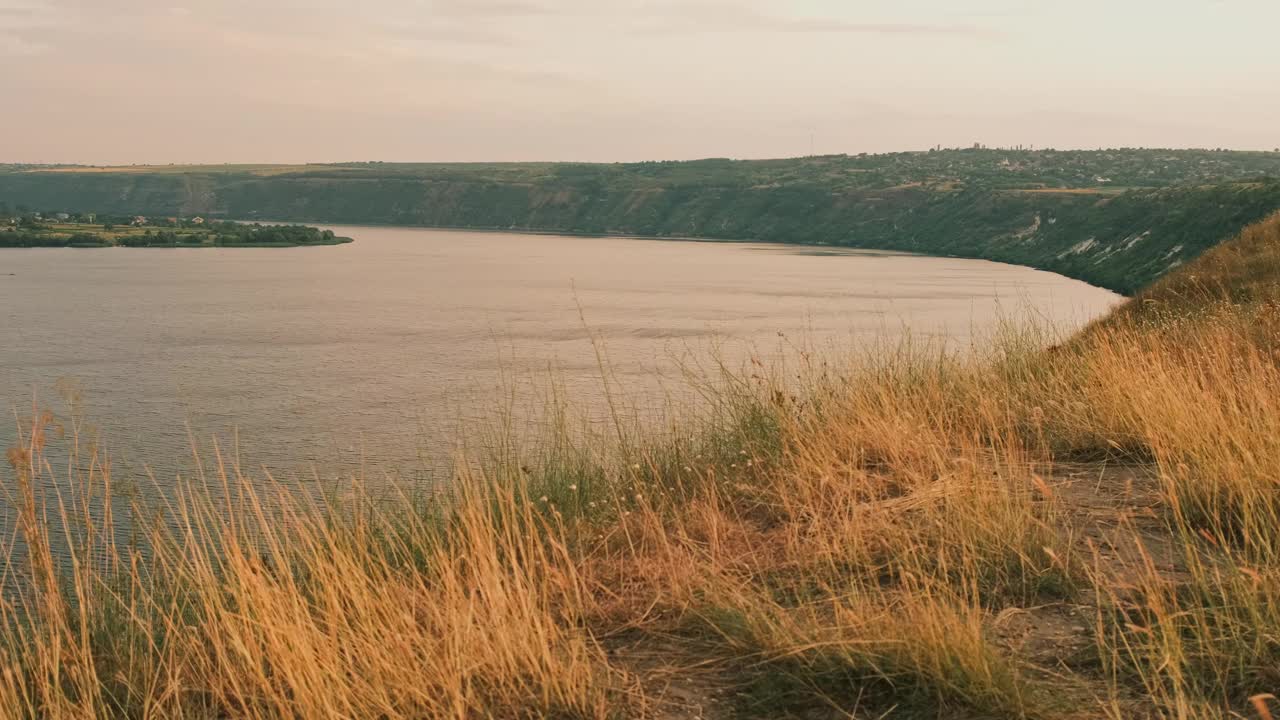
[258,218,1128,299]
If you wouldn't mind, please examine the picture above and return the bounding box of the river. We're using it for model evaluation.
[0,226,1121,486]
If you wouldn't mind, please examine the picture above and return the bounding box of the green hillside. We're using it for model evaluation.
[5,148,1280,293]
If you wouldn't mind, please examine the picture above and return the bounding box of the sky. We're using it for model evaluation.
[1,0,1278,164]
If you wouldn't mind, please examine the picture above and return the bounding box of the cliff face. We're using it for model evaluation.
[4,168,1279,295]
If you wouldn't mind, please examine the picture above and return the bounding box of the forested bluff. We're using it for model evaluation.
[5,148,1280,293]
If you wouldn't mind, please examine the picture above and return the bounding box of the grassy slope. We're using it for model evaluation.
[3,205,1280,718]
[4,151,1280,293]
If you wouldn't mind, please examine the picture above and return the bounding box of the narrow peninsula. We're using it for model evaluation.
[0,211,351,248]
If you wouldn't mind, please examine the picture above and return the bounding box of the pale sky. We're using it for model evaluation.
[2,0,1278,164]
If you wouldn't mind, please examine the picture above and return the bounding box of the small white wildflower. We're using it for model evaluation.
[568,484,577,491]
[589,501,597,508]
[539,496,548,503]
[683,466,692,473]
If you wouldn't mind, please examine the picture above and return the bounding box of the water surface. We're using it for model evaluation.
[0,226,1121,482]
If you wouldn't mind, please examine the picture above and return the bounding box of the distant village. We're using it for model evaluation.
[0,208,209,230]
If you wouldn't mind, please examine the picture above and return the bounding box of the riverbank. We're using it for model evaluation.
[1,212,1278,718]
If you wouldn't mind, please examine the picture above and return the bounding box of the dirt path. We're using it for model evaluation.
[603,461,1176,718]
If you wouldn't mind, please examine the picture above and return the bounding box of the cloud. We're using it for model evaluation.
[0,33,44,54]
[0,0,59,54]
[628,1,998,38]
[420,0,557,17]
[0,0,994,62]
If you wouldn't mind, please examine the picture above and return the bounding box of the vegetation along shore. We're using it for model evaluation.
[0,209,350,248]
[3,194,1280,716]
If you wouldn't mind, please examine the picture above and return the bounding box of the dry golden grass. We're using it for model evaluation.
[2,212,1279,718]
[1,428,625,719]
